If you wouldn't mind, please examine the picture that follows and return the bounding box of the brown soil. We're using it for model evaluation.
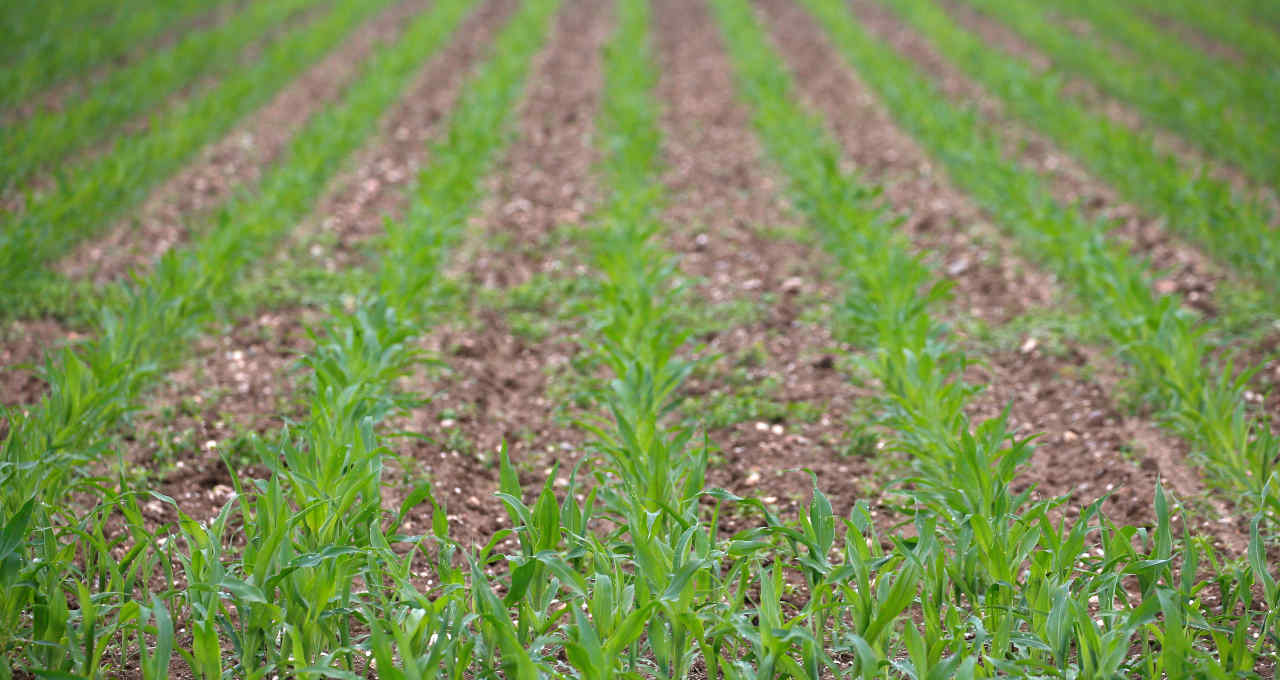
[845,0,1225,315]
[966,346,1248,554]
[939,0,1280,222]
[451,0,601,289]
[757,0,1250,550]
[139,309,318,526]
[55,0,430,285]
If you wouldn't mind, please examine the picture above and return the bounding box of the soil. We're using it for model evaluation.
[0,320,80,408]
[55,0,432,284]
[288,0,521,271]
[757,0,1058,327]
[139,309,318,526]
[451,0,602,289]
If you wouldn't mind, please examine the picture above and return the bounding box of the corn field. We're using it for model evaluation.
[1,0,1278,676]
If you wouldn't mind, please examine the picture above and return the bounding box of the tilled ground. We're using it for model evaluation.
[3,0,1263,563]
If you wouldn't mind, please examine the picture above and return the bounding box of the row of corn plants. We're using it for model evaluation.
[1,0,324,187]
[1236,0,1280,30]
[499,0,719,673]
[874,0,1280,303]
[1121,0,1280,70]
[4,0,1276,675]
[954,0,1279,190]
[0,2,487,670]
[0,0,230,110]
[799,0,1280,516]
[1037,0,1279,150]
[0,0,562,671]
[0,0,398,320]
[709,0,1278,673]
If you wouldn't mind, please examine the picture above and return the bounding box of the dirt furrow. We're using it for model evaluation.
[652,0,890,525]
[0,320,77,409]
[55,0,429,285]
[451,0,603,288]
[939,0,1279,223]
[757,0,1245,550]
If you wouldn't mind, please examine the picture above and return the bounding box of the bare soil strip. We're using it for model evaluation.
[392,0,610,548]
[451,0,602,289]
[55,0,429,285]
[939,0,1279,222]
[0,320,76,408]
[759,1,1059,328]
[756,0,1247,551]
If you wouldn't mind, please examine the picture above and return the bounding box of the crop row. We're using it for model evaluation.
[878,0,1280,304]
[0,0,492,668]
[1,0,323,188]
[1046,0,1278,155]
[0,0,396,319]
[1119,0,1280,69]
[0,0,229,110]
[715,0,1273,673]
[957,0,1279,190]
[798,0,1279,515]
